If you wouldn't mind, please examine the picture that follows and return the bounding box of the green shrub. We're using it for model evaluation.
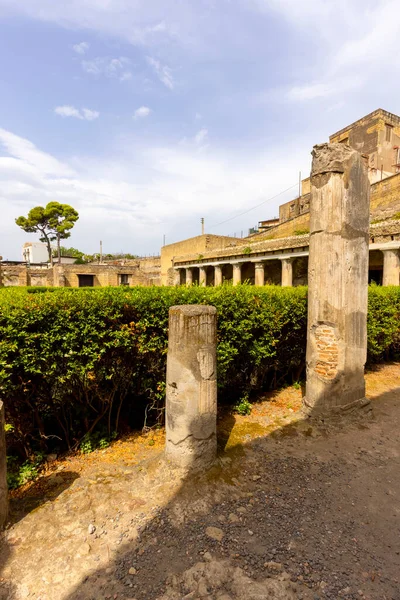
[0,284,399,460]
[6,452,44,489]
[234,392,252,415]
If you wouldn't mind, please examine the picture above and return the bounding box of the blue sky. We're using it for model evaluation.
[0,0,398,259]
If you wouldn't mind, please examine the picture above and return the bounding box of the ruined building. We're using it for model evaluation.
[162,109,400,288]
[2,108,400,289]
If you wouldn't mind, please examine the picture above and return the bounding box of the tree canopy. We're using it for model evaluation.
[16,202,79,264]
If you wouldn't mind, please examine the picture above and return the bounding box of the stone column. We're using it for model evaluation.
[199,266,207,287]
[214,265,223,286]
[382,249,400,286]
[173,268,181,286]
[281,257,294,287]
[0,401,8,529]
[232,263,242,286]
[254,262,265,286]
[186,267,193,286]
[304,143,370,415]
[165,305,217,471]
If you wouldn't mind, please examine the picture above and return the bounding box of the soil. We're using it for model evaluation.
[0,363,399,600]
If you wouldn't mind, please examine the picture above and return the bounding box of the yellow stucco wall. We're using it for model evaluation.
[161,234,240,284]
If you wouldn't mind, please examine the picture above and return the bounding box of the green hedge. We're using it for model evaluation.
[0,284,399,456]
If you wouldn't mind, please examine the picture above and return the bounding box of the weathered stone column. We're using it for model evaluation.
[254,262,264,286]
[214,265,223,286]
[232,263,242,286]
[165,305,217,471]
[281,257,294,287]
[0,401,8,529]
[382,249,400,286]
[304,143,370,415]
[186,268,193,286]
[173,268,181,286]
[199,266,207,287]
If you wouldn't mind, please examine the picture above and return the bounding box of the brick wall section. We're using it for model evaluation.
[313,325,339,380]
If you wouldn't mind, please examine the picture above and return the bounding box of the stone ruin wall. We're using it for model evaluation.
[0,257,161,288]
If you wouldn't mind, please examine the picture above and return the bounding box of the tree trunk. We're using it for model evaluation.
[57,233,61,264]
[46,237,53,266]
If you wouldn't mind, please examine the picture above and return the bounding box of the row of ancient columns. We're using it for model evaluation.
[174,257,295,287]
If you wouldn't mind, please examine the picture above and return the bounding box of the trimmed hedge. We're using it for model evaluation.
[0,284,399,456]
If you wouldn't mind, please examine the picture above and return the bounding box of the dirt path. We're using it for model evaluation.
[1,364,399,600]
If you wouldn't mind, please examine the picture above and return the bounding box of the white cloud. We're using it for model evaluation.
[146,56,174,89]
[72,41,89,55]
[134,106,152,119]
[0,127,310,258]
[0,128,74,177]
[194,128,208,145]
[54,105,100,121]
[0,1,175,47]
[81,56,132,82]
[81,108,100,121]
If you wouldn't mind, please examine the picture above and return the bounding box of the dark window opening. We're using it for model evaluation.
[369,269,382,285]
[120,274,130,286]
[386,124,393,142]
[78,274,94,287]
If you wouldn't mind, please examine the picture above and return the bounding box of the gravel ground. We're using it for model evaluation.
[1,364,399,600]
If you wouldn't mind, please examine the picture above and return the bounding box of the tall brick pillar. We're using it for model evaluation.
[186,268,193,286]
[214,265,223,286]
[281,257,293,287]
[254,262,265,286]
[304,143,370,415]
[232,263,242,286]
[0,401,8,529]
[165,305,217,471]
[382,249,400,286]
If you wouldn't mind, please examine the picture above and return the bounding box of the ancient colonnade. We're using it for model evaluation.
[173,243,400,287]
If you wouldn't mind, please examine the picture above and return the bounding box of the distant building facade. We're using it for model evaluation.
[162,109,400,288]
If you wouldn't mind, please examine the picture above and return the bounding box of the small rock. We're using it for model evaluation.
[88,524,96,535]
[248,530,254,536]
[79,543,91,556]
[264,561,283,572]
[128,567,137,576]
[46,454,58,463]
[205,527,224,542]
[228,513,239,523]
[203,552,213,561]
[252,475,261,481]
[237,507,246,514]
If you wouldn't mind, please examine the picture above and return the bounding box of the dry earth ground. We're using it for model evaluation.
[0,363,399,600]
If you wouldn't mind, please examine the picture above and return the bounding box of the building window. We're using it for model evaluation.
[78,274,94,287]
[120,274,130,286]
[385,124,393,142]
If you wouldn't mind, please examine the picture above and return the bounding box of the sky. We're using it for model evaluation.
[0,0,399,259]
